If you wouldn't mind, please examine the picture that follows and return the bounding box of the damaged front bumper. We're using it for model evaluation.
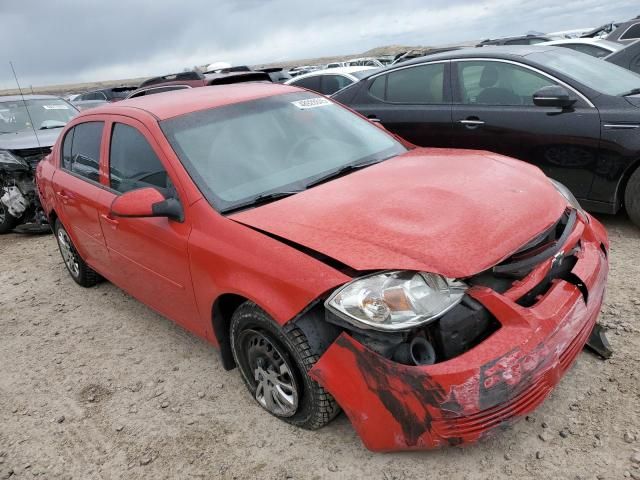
[309,214,609,452]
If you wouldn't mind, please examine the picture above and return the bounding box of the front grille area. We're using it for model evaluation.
[468,209,579,304]
[11,147,52,167]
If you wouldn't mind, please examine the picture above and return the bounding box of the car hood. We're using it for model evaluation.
[231,148,567,278]
[0,128,63,150]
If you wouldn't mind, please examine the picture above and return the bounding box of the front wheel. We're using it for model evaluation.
[625,168,640,228]
[230,302,340,430]
[0,203,19,234]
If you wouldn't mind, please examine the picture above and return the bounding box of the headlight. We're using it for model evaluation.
[325,271,467,331]
[0,149,26,166]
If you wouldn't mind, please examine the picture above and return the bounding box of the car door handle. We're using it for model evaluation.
[100,213,119,228]
[56,191,70,203]
[367,115,381,123]
[459,119,485,126]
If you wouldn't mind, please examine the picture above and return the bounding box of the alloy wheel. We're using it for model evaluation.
[238,329,299,417]
[57,228,80,278]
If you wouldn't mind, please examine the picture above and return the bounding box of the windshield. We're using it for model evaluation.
[526,49,640,96]
[0,98,77,134]
[161,92,406,212]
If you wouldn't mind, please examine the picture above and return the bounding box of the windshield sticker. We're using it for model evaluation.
[42,105,69,110]
[291,98,332,110]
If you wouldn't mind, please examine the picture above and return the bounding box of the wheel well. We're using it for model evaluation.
[48,208,58,227]
[617,159,640,209]
[212,293,248,371]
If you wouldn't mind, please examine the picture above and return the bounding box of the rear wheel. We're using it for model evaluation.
[625,168,640,228]
[0,203,19,234]
[230,302,340,430]
[54,219,101,287]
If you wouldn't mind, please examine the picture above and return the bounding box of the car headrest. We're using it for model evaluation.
[479,65,499,88]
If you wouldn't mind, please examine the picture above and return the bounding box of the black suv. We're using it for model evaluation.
[332,45,640,226]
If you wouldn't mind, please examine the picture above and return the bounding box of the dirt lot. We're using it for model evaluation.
[0,213,639,480]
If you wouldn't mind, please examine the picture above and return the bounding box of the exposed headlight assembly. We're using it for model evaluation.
[0,149,27,167]
[325,271,467,331]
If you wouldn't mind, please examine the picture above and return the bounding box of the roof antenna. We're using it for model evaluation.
[9,61,42,151]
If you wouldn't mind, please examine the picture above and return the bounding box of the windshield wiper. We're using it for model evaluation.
[304,159,386,189]
[39,125,65,130]
[223,190,303,214]
[620,87,640,97]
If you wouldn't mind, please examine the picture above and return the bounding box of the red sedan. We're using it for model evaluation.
[35,83,609,451]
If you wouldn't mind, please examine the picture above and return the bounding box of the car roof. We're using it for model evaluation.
[385,45,559,66]
[79,82,301,121]
[287,66,377,81]
[541,38,622,51]
[0,94,62,102]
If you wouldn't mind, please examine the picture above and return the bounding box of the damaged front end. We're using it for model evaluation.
[295,208,609,451]
[0,148,50,233]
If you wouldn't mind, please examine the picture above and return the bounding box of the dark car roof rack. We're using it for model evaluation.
[139,71,206,88]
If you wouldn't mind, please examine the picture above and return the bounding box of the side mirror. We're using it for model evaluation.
[532,86,576,108]
[110,187,184,222]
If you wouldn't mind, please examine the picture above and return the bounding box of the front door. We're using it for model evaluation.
[97,118,199,329]
[449,59,601,199]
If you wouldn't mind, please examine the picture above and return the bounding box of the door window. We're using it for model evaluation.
[456,61,557,106]
[320,75,353,95]
[109,123,171,195]
[368,63,445,103]
[291,75,322,93]
[61,122,104,182]
[620,23,640,40]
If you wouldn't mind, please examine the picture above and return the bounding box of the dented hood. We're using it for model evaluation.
[231,148,567,277]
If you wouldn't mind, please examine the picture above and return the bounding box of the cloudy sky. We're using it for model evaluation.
[0,0,637,89]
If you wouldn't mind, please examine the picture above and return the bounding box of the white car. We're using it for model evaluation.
[285,66,378,96]
[540,38,623,58]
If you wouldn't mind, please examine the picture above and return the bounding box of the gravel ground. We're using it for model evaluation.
[0,213,639,480]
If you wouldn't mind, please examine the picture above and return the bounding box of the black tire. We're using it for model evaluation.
[230,302,340,430]
[54,219,101,287]
[0,203,19,234]
[625,167,640,228]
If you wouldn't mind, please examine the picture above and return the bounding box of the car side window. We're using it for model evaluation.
[109,123,171,195]
[291,76,322,93]
[456,61,557,106]
[61,122,103,182]
[320,75,353,95]
[620,23,640,40]
[368,63,445,104]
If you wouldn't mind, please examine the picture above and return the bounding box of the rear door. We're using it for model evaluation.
[346,61,453,147]
[51,121,111,271]
[449,59,601,199]
[97,117,199,328]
